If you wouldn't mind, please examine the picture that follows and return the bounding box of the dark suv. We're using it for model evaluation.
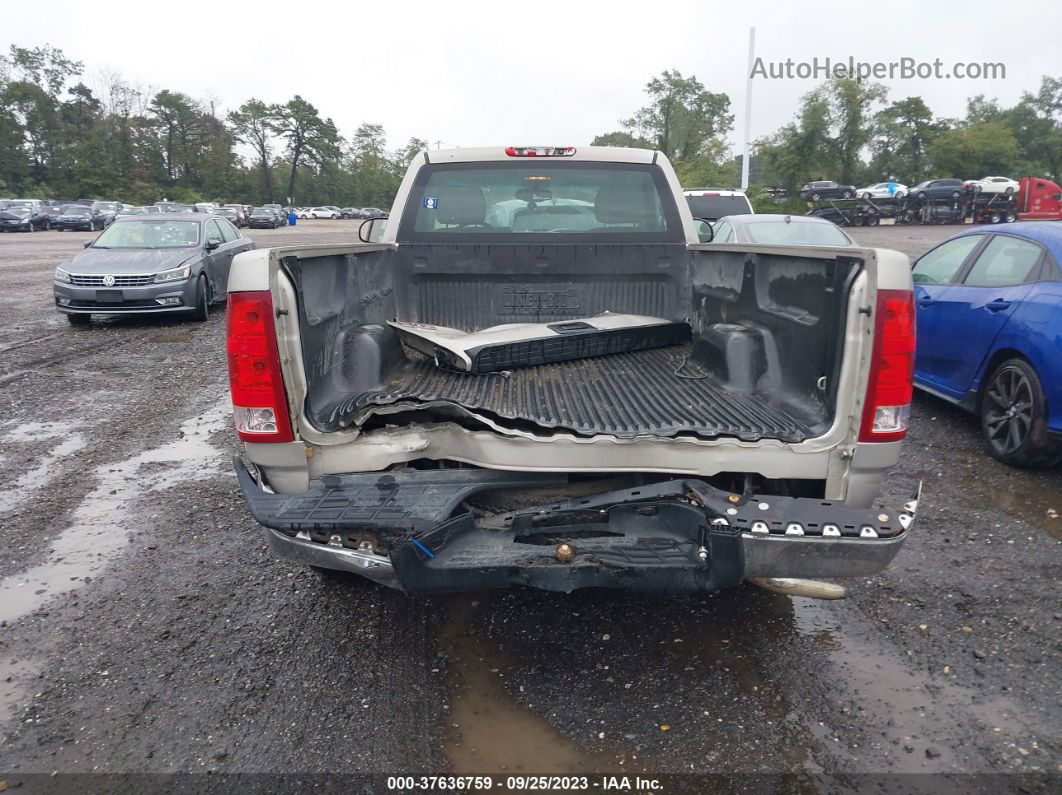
[909,179,968,200]
[799,181,856,201]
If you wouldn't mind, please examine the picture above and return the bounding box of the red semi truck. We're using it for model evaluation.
[1016,176,1062,220]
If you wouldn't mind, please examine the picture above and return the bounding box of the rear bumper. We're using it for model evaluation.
[236,458,916,594]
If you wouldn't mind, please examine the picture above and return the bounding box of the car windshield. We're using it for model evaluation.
[404,162,679,241]
[686,195,750,220]
[91,220,200,248]
[93,202,117,210]
[6,207,30,215]
[251,207,271,214]
[742,220,852,246]
[8,200,32,208]
[64,207,91,216]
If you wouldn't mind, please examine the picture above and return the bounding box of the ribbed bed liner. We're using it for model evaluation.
[347,345,814,442]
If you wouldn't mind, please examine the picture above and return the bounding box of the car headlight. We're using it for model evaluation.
[154,264,191,283]
[55,267,71,283]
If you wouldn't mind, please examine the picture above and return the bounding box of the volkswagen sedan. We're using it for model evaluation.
[54,214,255,324]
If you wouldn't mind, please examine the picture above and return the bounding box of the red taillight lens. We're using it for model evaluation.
[226,291,294,443]
[859,289,916,443]
[504,146,577,157]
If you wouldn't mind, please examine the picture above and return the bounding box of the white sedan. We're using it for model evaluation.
[299,206,340,219]
[856,181,907,200]
[965,176,1019,195]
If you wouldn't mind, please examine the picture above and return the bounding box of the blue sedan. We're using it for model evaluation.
[911,222,1062,467]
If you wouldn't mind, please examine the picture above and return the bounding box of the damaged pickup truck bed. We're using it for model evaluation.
[226,145,920,594]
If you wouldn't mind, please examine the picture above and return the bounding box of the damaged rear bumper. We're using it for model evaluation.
[236,458,917,594]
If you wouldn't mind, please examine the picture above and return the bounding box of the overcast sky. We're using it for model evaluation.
[4,0,1059,154]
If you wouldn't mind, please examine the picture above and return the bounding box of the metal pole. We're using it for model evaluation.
[741,27,755,191]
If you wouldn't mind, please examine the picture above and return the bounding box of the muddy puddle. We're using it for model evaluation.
[438,594,639,775]
[0,421,87,515]
[0,400,231,626]
[791,598,1038,776]
[955,473,1062,539]
[0,656,40,726]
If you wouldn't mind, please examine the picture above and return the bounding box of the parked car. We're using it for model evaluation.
[41,199,69,222]
[223,204,248,226]
[799,181,856,201]
[195,202,219,214]
[709,214,856,246]
[0,207,42,232]
[339,207,360,219]
[91,201,122,225]
[965,176,1020,195]
[911,223,1062,466]
[683,189,753,221]
[1,200,52,230]
[213,207,243,227]
[54,213,254,324]
[118,205,159,216]
[263,204,289,225]
[228,144,920,595]
[361,207,388,220]
[54,205,106,231]
[247,207,281,229]
[856,182,908,200]
[300,206,340,219]
[909,179,968,200]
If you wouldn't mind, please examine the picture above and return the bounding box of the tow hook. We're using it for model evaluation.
[747,577,847,600]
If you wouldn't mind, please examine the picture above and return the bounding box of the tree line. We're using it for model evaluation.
[0,45,425,207]
[593,69,1061,196]
[2,44,1059,207]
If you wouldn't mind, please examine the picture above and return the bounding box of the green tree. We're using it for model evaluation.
[621,70,732,162]
[826,79,888,185]
[271,96,340,205]
[1008,76,1062,180]
[869,97,945,183]
[229,99,277,203]
[755,87,833,192]
[149,90,209,185]
[926,121,1021,178]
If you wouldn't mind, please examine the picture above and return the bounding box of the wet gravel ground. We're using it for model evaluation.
[0,222,1058,791]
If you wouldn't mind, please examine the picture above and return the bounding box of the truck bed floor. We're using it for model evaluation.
[345,345,815,442]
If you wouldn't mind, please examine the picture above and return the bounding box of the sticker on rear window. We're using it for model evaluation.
[422,197,439,210]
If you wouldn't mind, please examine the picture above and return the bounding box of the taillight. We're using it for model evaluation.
[504,146,576,157]
[859,289,916,443]
[226,291,294,443]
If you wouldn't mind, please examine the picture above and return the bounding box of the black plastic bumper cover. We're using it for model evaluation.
[236,457,913,594]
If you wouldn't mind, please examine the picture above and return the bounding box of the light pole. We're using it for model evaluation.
[741,26,756,191]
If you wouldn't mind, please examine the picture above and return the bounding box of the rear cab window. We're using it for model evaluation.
[397,162,683,244]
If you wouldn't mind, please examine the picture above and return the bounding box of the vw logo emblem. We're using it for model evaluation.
[102,274,116,287]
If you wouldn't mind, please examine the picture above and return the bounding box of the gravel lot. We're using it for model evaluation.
[0,221,1058,790]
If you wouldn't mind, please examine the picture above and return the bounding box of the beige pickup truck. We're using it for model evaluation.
[225,145,919,594]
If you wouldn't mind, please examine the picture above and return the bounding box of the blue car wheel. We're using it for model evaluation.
[980,358,1061,468]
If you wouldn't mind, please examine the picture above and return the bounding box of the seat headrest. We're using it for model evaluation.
[594,184,658,226]
[435,186,486,226]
